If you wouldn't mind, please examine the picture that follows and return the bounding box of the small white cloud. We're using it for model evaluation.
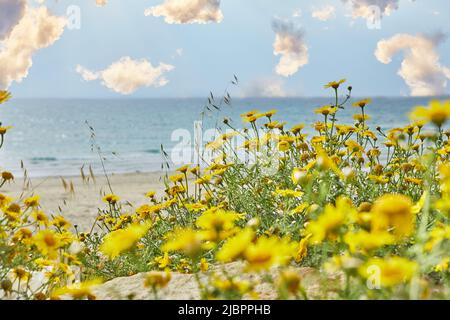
[0,5,66,89]
[312,5,336,21]
[272,18,309,77]
[76,56,175,95]
[76,65,99,81]
[342,0,400,22]
[144,0,223,24]
[375,33,450,96]
[0,0,26,40]
[241,77,287,98]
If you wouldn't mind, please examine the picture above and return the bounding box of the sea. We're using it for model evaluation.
[1,96,448,177]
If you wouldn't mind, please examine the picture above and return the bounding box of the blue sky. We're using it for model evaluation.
[4,0,450,98]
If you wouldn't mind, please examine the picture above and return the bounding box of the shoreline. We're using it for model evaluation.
[2,171,168,231]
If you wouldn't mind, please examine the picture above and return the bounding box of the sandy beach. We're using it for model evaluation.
[2,171,168,231]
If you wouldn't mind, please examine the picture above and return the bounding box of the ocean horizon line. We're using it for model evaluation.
[10,95,450,101]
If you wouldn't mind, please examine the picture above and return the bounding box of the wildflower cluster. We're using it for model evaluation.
[1,81,449,300]
[0,91,102,300]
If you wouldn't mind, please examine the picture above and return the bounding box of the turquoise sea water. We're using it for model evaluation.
[0,96,447,177]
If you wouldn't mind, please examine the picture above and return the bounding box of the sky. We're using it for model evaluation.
[1,0,450,98]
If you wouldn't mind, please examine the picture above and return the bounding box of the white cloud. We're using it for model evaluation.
[0,5,66,89]
[375,33,450,96]
[33,0,106,5]
[144,0,223,24]
[76,57,175,95]
[0,0,26,40]
[312,5,336,21]
[76,65,99,82]
[272,19,309,77]
[342,0,400,22]
[241,77,287,98]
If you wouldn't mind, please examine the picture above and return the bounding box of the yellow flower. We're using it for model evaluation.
[290,123,305,135]
[34,258,54,268]
[370,194,415,238]
[295,234,311,263]
[136,204,161,220]
[344,230,395,254]
[63,252,81,266]
[53,279,102,300]
[154,252,170,269]
[424,223,450,251]
[277,140,291,152]
[199,258,209,272]
[102,194,120,204]
[144,271,171,289]
[412,191,427,214]
[99,221,152,259]
[243,113,264,123]
[410,100,450,127]
[359,257,417,287]
[315,105,336,116]
[24,195,40,208]
[240,110,259,118]
[352,98,371,108]
[434,257,450,272]
[368,174,389,184]
[0,126,12,136]
[274,188,304,198]
[335,124,354,135]
[12,228,33,243]
[51,215,71,229]
[313,122,327,132]
[244,236,297,272]
[4,203,21,221]
[264,109,278,118]
[324,79,346,89]
[0,193,13,207]
[291,203,310,215]
[162,228,203,256]
[190,166,200,175]
[345,140,364,154]
[176,165,190,174]
[196,210,242,242]
[353,114,370,122]
[304,197,355,244]
[216,228,255,262]
[169,174,184,183]
[0,90,12,104]
[145,190,156,198]
[32,230,62,259]
[185,202,208,212]
[12,267,30,282]
[195,174,212,185]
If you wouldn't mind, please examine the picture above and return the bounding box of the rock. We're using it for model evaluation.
[93,262,326,300]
